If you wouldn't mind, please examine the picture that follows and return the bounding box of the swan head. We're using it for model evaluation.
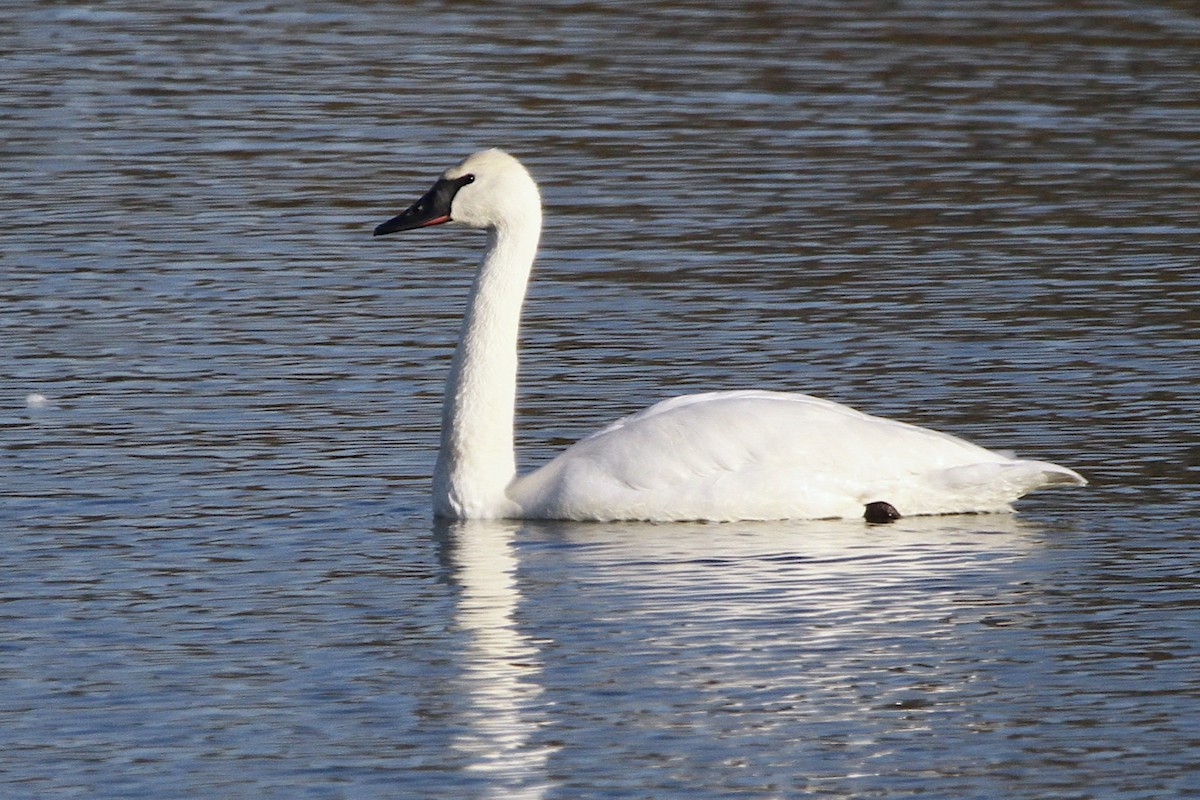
[373,148,540,236]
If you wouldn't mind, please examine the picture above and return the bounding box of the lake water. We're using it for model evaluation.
[3,1,1199,797]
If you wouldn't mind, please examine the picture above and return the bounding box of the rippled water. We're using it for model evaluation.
[3,2,1199,798]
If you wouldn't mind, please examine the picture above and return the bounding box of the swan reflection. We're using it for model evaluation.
[439,513,1052,797]
[516,514,1051,663]
[440,519,553,799]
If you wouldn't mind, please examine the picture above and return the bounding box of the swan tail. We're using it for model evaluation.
[942,460,1084,489]
[1012,462,1089,489]
[905,459,1086,515]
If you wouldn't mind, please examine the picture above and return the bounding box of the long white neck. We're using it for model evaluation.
[433,210,541,518]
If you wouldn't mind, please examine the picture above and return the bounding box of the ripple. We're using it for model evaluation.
[2,1,1198,797]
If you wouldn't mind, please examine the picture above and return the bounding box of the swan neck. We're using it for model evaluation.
[434,215,540,518]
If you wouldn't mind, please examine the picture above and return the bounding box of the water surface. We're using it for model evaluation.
[3,2,1199,798]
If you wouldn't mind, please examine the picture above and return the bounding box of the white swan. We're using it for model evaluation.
[374,149,1085,522]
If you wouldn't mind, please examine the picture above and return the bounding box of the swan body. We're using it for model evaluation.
[374,149,1085,522]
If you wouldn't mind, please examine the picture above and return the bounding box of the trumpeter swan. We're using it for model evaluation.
[374,149,1085,522]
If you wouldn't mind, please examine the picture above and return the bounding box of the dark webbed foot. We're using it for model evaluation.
[864,501,901,524]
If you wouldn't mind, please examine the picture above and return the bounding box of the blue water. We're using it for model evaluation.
[3,2,1199,798]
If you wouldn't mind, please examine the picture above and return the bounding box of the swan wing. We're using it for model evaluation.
[508,390,1083,521]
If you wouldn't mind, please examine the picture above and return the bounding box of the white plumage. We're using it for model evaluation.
[374,149,1085,522]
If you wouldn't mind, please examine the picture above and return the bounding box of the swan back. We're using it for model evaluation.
[509,390,1085,522]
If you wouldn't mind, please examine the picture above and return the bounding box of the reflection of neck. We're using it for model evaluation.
[434,217,540,519]
[448,521,550,798]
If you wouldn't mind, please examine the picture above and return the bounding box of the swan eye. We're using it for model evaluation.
[462,174,475,185]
